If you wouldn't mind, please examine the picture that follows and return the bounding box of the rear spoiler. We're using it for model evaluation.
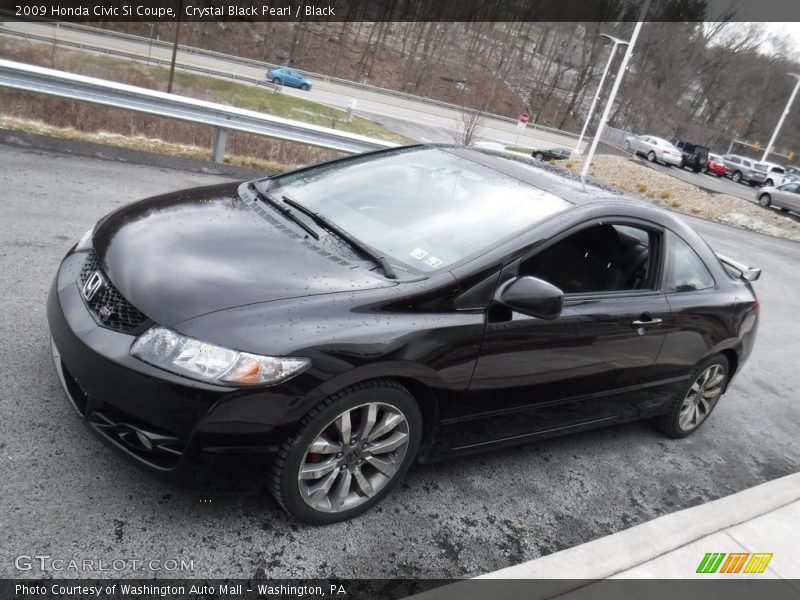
[717,254,761,281]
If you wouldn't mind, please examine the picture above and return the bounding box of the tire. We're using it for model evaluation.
[732,171,743,183]
[534,152,545,161]
[759,193,771,207]
[300,84,310,91]
[272,78,281,85]
[653,354,729,439]
[270,379,422,524]
[765,179,774,188]
[701,165,708,174]
[647,151,656,163]
[624,141,632,152]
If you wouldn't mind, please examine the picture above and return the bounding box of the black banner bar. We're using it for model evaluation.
[4,579,800,600]
[2,0,800,23]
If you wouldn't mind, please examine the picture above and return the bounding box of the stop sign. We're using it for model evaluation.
[519,112,529,124]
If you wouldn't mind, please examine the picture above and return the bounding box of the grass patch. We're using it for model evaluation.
[636,183,648,193]
[153,69,413,144]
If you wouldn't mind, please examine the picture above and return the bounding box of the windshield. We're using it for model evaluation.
[268,147,571,273]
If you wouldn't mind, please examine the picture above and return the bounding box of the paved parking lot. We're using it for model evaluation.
[1,142,799,579]
[638,157,766,202]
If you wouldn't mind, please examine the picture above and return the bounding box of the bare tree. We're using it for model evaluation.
[452,107,486,146]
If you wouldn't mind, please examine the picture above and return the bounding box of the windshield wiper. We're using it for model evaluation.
[250,186,320,240]
[282,195,397,280]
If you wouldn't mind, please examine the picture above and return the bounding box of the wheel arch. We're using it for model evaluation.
[299,364,447,458]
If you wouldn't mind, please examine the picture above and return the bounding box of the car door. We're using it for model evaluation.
[776,183,800,212]
[445,220,672,451]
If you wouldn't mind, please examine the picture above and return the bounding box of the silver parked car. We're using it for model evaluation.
[722,154,767,186]
[758,182,800,215]
[624,135,684,167]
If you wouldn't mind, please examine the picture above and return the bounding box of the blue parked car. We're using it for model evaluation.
[266,67,312,90]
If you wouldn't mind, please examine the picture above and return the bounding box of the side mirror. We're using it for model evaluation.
[497,276,563,320]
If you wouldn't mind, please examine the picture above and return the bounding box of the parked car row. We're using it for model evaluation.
[624,134,798,189]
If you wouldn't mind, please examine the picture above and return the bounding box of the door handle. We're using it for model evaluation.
[631,318,663,328]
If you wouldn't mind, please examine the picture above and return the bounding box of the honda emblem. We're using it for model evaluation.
[82,271,106,301]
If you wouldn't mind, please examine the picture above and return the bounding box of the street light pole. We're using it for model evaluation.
[761,73,800,162]
[581,0,651,183]
[573,34,628,156]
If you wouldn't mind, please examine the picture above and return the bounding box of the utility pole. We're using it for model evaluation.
[581,0,651,183]
[573,34,628,157]
[761,73,800,162]
[167,0,184,94]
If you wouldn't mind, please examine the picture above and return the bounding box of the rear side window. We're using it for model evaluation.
[668,236,715,293]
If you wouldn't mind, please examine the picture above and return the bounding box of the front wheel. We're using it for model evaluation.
[647,150,656,162]
[270,380,422,524]
[759,193,772,207]
[653,354,729,439]
[732,171,743,183]
[765,179,774,188]
[534,152,545,161]
[701,165,708,174]
[300,83,310,91]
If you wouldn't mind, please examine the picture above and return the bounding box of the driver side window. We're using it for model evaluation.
[521,223,658,294]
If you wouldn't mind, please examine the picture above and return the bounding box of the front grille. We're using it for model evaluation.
[79,250,149,332]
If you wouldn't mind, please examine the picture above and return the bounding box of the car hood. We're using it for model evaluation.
[91,182,393,326]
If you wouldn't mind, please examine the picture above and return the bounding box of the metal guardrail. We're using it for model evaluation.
[0,58,397,161]
[0,15,580,141]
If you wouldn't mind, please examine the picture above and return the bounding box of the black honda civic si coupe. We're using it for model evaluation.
[48,145,760,523]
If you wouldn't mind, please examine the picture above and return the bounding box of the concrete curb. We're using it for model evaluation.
[479,472,800,580]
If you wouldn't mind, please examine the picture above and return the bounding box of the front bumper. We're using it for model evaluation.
[46,250,304,488]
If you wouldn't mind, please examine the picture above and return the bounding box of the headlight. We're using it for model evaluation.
[75,227,94,252]
[131,326,310,386]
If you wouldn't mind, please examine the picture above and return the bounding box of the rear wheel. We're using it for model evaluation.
[759,193,772,207]
[624,141,632,152]
[270,380,422,524]
[300,83,310,91]
[272,77,281,85]
[653,354,729,438]
[701,165,708,174]
[647,150,656,162]
[732,171,743,183]
[534,152,545,161]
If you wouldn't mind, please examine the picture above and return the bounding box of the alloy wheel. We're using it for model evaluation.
[678,364,725,431]
[297,402,411,513]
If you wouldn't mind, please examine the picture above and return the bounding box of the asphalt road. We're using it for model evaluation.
[0,20,580,150]
[1,142,799,580]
